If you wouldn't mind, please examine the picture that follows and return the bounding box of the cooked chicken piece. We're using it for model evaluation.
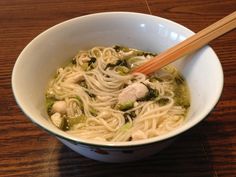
[118,83,148,103]
[52,101,67,114]
[51,112,63,128]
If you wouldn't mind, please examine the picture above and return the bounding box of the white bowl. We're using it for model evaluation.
[12,12,223,162]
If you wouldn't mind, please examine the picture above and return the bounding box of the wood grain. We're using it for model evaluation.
[147,0,236,176]
[0,0,236,177]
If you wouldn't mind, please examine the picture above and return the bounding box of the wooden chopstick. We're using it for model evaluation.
[132,11,236,75]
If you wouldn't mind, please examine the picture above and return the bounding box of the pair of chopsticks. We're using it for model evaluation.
[133,11,236,75]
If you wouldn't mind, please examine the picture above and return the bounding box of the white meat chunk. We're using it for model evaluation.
[118,83,148,103]
[52,101,67,114]
[131,130,147,141]
[51,112,63,128]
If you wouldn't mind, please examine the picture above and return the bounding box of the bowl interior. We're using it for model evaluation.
[12,12,223,146]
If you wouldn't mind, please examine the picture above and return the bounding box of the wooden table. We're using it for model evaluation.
[1,1,236,176]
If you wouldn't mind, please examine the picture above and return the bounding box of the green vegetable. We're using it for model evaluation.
[126,57,143,68]
[113,45,157,58]
[81,62,89,71]
[174,85,190,108]
[88,57,96,65]
[80,58,96,71]
[137,84,159,101]
[105,59,129,70]
[132,50,144,56]
[124,111,136,119]
[118,101,134,111]
[66,115,87,128]
[87,57,97,70]
[172,72,190,108]
[59,115,87,130]
[143,52,157,57]
[60,117,69,130]
[149,76,163,83]
[90,107,98,116]
[75,96,82,101]
[124,111,136,122]
[50,115,69,131]
[126,57,142,64]
[79,80,88,88]
[177,99,190,109]
[86,91,96,98]
[67,117,80,129]
[78,114,87,123]
[46,97,57,114]
[113,45,130,52]
[116,66,130,75]
[175,74,185,85]
[156,98,170,106]
[119,122,132,131]
[132,50,157,57]
[75,96,84,110]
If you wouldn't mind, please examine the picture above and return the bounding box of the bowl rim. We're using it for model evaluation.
[12,11,224,148]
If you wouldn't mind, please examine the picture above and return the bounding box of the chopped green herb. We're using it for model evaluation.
[46,97,57,114]
[183,102,190,109]
[88,57,97,69]
[174,85,190,108]
[75,96,84,110]
[119,122,132,131]
[175,74,185,85]
[90,107,98,116]
[132,50,157,57]
[126,57,142,64]
[81,62,89,71]
[78,114,87,123]
[79,80,88,88]
[156,98,170,106]
[132,50,144,56]
[105,59,129,70]
[86,91,96,98]
[82,57,97,71]
[137,84,159,101]
[113,45,121,52]
[75,96,82,102]
[116,66,130,75]
[129,111,136,118]
[88,57,96,65]
[149,76,163,82]
[113,45,130,52]
[117,101,134,111]
[143,52,157,57]
[66,115,87,128]
[60,117,69,130]
[56,117,67,130]
[67,117,80,128]
[124,111,136,123]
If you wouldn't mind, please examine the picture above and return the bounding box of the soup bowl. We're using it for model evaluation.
[12,12,223,162]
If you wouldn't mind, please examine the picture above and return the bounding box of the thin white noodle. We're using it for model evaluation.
[46,46,189,142]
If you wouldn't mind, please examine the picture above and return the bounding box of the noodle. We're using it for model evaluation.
[46,46,190,142]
